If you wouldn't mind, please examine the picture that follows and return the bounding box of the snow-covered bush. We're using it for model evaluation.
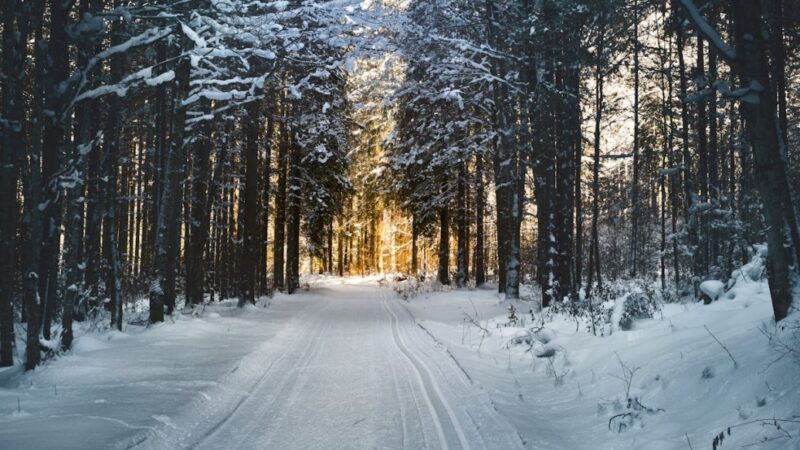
[613,291,659,332]
[393,278,420,301]
[599,280,661,334]
[391,276,451,301]
[542,279,662,336]
[728,246,768,293]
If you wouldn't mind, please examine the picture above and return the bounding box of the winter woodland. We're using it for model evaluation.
[1,0,800,449]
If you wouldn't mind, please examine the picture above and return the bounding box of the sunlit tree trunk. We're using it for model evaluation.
[273,114,288,292]
[456,162,468,288]
[474,153,485,287]
[437,203,450,286]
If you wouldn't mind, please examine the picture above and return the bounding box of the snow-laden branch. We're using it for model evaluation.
[675,0,736,62]
[66,26,174,115]
[71,65,177,105]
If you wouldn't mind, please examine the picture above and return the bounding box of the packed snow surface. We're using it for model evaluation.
[1,276,798,449]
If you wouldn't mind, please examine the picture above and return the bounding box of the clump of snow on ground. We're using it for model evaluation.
[700,280,725,302]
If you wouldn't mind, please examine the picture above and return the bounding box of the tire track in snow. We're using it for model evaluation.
[247,319,333,450]
[191,313,330,450]
[124,325,304,450]
[387,337,410,449]
[394,299,526,450]
[381,293,471,450]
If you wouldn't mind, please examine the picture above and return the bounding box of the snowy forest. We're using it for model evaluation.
[1,0,800,449]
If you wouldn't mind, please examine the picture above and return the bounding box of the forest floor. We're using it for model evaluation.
[0,276,798,449]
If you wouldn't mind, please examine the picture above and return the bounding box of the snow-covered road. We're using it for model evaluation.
[4,277,799,449]
[124,282,523,450]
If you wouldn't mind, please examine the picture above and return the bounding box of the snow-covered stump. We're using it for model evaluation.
[699,280,725,305]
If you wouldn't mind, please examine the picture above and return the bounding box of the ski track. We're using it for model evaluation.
[195,316,330,449]
[380,292,469,450]
[125,283,524,450]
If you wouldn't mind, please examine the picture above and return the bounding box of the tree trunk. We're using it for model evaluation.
[285,136,302,294]
[20,0,49,370]
[708,40,719,272]
[0,0,30,366]
[630,0,641,278]
[587,21,605,298]
[474,152,485,287]
[260,116,274,294]
[327,217,334,274]
[456,162,468,287]
[239,103,262,306]
[149,55,191,323]
[485,0,511,294]
[437,205,450,285]
[186,103,213,306]
[675,14,697,294]
[730,0,797,321]
[696,34,709,279]
[105,15,125,330]
[273,115,289,292]
[39,0,71,341]
[411,214,418,277]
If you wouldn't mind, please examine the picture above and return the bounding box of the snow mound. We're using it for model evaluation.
[700,280,725,301]
[71,335,112,353]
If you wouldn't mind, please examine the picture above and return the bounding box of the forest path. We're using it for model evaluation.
[135,281,524,450]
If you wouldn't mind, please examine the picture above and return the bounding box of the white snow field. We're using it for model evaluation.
[1,275,798,450]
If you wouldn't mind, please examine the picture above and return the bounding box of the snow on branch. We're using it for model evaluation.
[72,66,177,105]
[181,21,208,49]
[90,27,173,72]
[676,0,736,62]
[67,27,174,114]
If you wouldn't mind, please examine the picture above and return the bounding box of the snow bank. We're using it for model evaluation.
[0,297,315,450]
[398,273,800,449]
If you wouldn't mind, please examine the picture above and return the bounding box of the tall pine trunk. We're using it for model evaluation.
[39,0,70,341]
[474,153,485,287]
[630,0,641,278]
[186,102,213,306]
[149,54,191,323]
[273,114,288,292]
[729,0,798,321]
[456,162,468,287]
[437,204,450,286]
[587,18,605,298]
[285,136,302,294]
[239,103,262,305]
[0,0,30,366]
